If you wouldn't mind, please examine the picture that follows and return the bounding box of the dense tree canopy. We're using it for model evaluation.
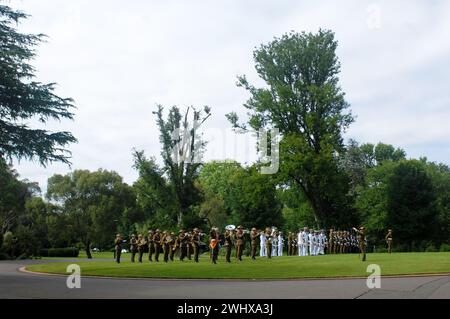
[46,169,136,258]
[355,159,444,249]
[197,161,283,229]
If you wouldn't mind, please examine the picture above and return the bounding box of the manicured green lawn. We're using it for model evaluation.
[27,252,450,279]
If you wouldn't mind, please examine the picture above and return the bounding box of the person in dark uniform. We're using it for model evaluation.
[162,231,171,263]
[130,234,138,263]
[191,228,202,263]
[147,230,155,262]
[353,226,367,261]
[292,234,297,256]
[178,230,188,261]
[385,229,393,254]
[328,229,334,254]
[153,229,162,262]
[137,234,147,263]
[114,234,122,263]
[265,227,273,259]
[169,232,177,261]
[223,229,233,263]
[250,228,259,260]
[186,231,193,261]
[235,226,245,261]
[210,238,219,264]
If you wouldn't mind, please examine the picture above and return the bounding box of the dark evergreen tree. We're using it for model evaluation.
[0,5,76,165]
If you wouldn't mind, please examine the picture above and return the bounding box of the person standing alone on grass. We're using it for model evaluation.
[353,227,367,261]
[385,229,393,254]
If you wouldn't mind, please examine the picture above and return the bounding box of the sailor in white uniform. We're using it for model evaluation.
[259,231,266,257]
[272,231,278,257]
[277,232,284,256]
[319,230,326,255]
[297,230,304,256]
[309,231,315,256]
[303,228,310,256]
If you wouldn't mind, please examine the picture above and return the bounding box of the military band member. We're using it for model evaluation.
[224,229,233,263]
[210,238,219,264]
[162,231,172,263]
[137,234,147,263]
[114,234,122,263]
[191,228,202,263]
[235,226,245,261]
[250,228,259,260]
[153,229,162,262]
[178,230,188,261]
[385,229,393,254]
[265,227,273,259]
[353,226,367,261]
[147,230,155,262]
[130,234,138,262]
[169,232,177,261]
[186,231,193,261]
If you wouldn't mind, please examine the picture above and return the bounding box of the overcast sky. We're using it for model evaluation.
[6,0,450,192]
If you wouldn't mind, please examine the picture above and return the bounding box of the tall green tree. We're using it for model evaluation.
[46,170,136,258]
[227,30,354,228]
[0,5,76,165]
[133,105,211,227]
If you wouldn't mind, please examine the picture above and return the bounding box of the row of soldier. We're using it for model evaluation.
[114,225,384,263]
[114,228,206,264]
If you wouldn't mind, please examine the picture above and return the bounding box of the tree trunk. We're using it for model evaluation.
[85,241,92,259]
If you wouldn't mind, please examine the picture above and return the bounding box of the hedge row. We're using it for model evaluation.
[39,247,79,257]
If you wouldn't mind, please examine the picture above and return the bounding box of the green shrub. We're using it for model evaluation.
[40,247,79,257]
[425,244,438,252]
[439,243,450,252]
